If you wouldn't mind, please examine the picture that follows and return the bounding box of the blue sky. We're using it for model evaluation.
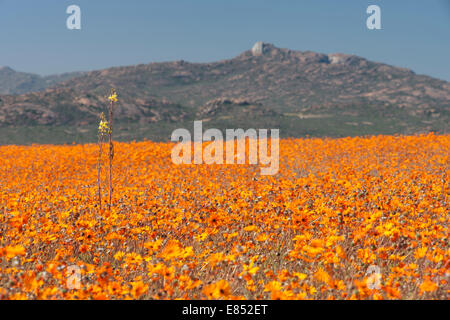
[0,0,449,80]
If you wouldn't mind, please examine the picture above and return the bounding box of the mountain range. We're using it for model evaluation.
[0,66,84,95]
[0,42,448,144]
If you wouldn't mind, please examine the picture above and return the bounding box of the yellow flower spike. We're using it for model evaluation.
[98,120,109,134]
[108,89,118,102]
[98,112,109,134]
[108,94,118,102]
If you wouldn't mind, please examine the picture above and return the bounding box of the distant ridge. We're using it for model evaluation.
[0,66,84,95]
[0,43,448,143]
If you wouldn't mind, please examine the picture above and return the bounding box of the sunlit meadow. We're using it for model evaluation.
[0,134,448,299]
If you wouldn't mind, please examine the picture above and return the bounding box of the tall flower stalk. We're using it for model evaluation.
[97,112,108,210]
[107,89,118,209]
[97,89,117,211]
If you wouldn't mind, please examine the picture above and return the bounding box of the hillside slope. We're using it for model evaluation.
[0,66,84,95]
[0,43,448,143]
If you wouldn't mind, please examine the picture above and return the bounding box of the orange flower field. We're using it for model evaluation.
[0,134,448,300]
